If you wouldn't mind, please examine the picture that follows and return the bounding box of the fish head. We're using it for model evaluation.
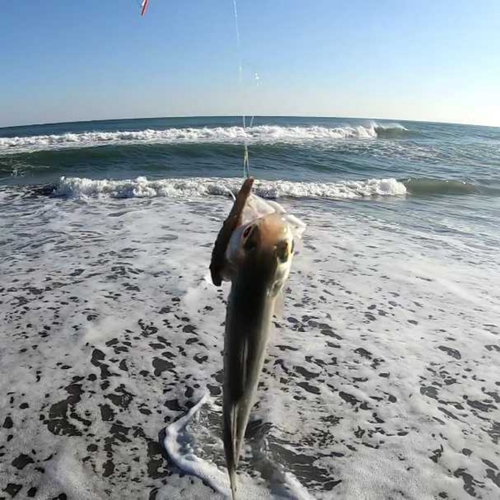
[226,213,295,295]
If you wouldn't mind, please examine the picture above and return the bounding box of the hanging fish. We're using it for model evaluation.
[210,179,305,498]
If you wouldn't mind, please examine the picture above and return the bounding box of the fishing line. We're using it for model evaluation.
[232,0,252,178]
[140,1,253,178]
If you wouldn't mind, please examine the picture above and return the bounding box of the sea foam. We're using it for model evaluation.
[1,190,498,499]
[52,176,407,200]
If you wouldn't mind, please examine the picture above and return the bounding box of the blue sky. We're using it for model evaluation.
[1,0,499,127]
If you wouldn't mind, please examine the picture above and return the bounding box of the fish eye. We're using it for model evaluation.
[276,241,289,263]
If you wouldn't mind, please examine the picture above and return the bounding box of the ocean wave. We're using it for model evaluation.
[373,122,411,138]
[50,176,408,200]
[0,124,408,153]
[402,178,479,196]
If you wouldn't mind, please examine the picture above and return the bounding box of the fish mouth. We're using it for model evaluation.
[223,214,294,497]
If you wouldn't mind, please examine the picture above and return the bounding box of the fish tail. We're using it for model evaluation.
[224,405,239,499]
[229,463,238,499]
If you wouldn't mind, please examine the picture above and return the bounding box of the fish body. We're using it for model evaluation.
[222,213,294,498]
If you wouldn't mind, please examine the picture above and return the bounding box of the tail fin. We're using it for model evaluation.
[223,403,239,499]
[229,465,238,499]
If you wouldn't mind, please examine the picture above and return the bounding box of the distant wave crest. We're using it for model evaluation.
[51,176,408,200]
[0,123,409,153]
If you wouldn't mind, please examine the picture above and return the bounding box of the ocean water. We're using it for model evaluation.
[0,116,499,499]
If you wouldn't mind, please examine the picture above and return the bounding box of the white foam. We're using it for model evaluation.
[53,176,407,200]
[1,188,498,499]
[0,123,407,153]
[368,121,408,132]
[163,392,232,497]
[34,446,102,500]
[163,392,316,500]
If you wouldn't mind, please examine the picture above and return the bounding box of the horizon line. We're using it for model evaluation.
[0,114,498,131]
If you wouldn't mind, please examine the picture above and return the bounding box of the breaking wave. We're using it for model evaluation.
[25,176,500,201]
[49,176,408,200]
[0,124,409,153]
